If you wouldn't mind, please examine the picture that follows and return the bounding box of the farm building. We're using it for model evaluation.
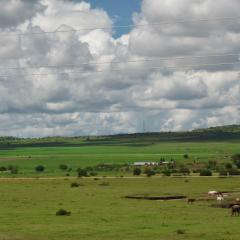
[133,162,159,166]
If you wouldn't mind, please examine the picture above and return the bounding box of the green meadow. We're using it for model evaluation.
[0,128,239,176]
[0,126,239,239]
[0,177,240,240]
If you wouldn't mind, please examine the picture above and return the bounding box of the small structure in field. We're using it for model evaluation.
[133,162,159,167]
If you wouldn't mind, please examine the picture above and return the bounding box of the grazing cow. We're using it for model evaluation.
[217,192,224,202]
[187,198,196,204]
[208,191,218,196]
[231,205,240,216]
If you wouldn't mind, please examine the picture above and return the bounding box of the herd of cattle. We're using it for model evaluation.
[187,190,240,216]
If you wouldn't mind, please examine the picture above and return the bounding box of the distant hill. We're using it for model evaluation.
[0,124,240,149]
[193,124,240,133]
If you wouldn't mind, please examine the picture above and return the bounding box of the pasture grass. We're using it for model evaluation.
[0,140,239,176]
[0,177,239,240]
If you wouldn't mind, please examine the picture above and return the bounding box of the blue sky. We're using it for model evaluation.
[75,0,141,36]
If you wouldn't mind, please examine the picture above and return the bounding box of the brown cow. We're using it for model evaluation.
[231,205,240,216]
[187,198,196,204]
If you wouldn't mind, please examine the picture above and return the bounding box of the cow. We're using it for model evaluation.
[232,205,240,216]
[187,198,196,204]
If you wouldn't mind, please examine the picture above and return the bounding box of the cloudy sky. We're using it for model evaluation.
[0,0,240,137]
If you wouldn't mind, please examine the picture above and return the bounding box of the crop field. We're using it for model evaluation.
[0,177,240,240]
[0,133,239,177]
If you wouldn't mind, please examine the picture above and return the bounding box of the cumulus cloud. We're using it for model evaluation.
[0,0,46,29]
[0,0,239,137]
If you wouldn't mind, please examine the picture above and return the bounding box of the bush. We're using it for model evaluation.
[183,154,189,159]
[176,229,185,235]
[162,169,172,176]
[199,169,212,176]
[77,168,88,177]
[179,166,190,176]
[10,166,18,174]
[35,165,45,172]
[225,163,233,169]
[89,172,98,176]
[99,182,110,186]
[144,168,156,177]
[56,209,71,216]
[71,182,79,188]
[0,166,7,171]
[231,154,240,168]
[228,168,240,176]
[59,164,68,171]
[219,169,228,176]
[133,168,141,176]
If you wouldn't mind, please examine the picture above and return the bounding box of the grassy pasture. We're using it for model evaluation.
[0,177,240,240]
[0,139,239,176]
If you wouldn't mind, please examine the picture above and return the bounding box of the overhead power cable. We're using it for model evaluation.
[0,53,239,71]
[1,16,240,37]
[0,61,239,78]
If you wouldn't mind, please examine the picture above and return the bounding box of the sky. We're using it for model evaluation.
[0,0,240,137]
[78,0,141,36]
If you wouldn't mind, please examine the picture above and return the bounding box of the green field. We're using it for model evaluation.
[0,130,239,177]
[0,126,239,239]
[0,177,240,240]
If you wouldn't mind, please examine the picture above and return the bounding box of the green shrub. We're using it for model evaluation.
[71,182,79,188]
[77,168,88,177]
[0,166,7,171]
[144,169,156,177]
[228,168,240,176]
[225,163,233,169]
[219,169,228,176]
[89,172,98,176]
[133,168,141,176]
[56,209,71,216]
[35,165,45,172]
[99,182,110,186]
[176,229,185,235]
[199,169,212,176]
[179,166,190,175]
[10,166,18,174]
[162,169,172,176]
[59,164,68,171]
[183,154,189,159]
[232,154,240,168]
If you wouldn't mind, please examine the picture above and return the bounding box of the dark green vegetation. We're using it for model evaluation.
[0,125,239,177]
[0,177,240,240]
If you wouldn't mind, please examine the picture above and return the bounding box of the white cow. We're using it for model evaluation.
[208,191,218,196]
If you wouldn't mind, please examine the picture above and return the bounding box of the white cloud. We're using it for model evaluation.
[0,0,239,137]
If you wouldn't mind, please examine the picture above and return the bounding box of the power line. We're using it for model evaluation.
[1,16,240,37]
[0,61,239,79]
[0,53,239,71]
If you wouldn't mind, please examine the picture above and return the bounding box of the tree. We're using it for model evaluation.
[183,154,189,159]
[59,164,68,171]
[232,154,240,168]
[133,168,141,176]
[179,166,190,175]
[10,166,18,174]
[199,169,212,176]
[162,169,172,176]
[144,168,155,177]
[35,165,45,172]
[77,168,88,177]
[225,163,233,169]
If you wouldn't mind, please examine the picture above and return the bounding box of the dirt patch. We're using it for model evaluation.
[125,194,187,201]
